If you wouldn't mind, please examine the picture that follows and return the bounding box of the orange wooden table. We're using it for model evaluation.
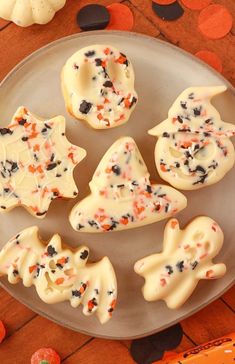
[0,1,234,363]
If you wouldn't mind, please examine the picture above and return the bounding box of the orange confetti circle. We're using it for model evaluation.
[0,321,6,343]
[181,0,211,10]
[106,3,134,31]
[198,4,233,39]
[153,0,176,5]
[195,50,223,73]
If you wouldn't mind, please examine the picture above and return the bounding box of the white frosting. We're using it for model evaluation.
[0,227,117,324]
[70,137,187,232]
[149,86,235,190]
[134,216,226,309]
[0,0,66,27]
[0,107,86,218]
[62,45,138,129]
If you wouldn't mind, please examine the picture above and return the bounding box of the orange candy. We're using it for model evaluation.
[181,0,211,10]
[198,4,233,39]
[106,3,134,31]
[195,50,223,73]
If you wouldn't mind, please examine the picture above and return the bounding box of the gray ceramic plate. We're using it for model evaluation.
[0,31,234,340]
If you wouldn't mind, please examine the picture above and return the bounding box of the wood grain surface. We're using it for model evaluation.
[0,0,234,363]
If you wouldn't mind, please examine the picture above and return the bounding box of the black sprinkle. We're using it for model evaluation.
[180,101,187,109]
[22,136,28,142]
[112,165,121,176]
[77,223,84,230]
[177,115,183,123]
[176,261,184,272]
[129,96,138,108]
[56,263,63,270]
[95,58,102,66]
[85,50,95,57]
[47,245,57,257]
[146,185,152,193]
[193,106,202,116]
[0,128,13,136]
[18,119,27,126]
[103,80,113,88]
[72,290,81,298]
[190,261,198,270]
[0,205,6,209]
[188,92,194,100]
[163,132,170,138]
[13,269,19,277]
[46,163,57,171]
[79,100,92,114]
[195,165,206,174]
[80,250,89,260]
[165,265,173,275]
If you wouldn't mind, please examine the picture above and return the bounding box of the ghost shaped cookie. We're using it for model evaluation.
[149,86,235,190]
[0,107,86,218]
[69,137,187,232]
[61,45,138,129]
[134,216,226,309]
[0,227,117,324]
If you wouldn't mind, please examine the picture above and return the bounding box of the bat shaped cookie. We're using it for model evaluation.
[0,227,117,324]
[62,45,138,129]
[0,107,86,218]
[134,216,226,309]
[70,137,187,232]
[149,86,235,190]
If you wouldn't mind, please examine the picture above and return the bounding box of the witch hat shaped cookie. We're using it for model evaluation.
[0,227,117,324]
[149,86,235,190]
[70,137,187,233]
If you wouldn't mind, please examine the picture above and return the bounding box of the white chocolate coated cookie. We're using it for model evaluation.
[62,45,138,129]
[149,86,235,190]
[0,107,86,218]
[0,0,66,27]
[70,137,187,233]
[134,217,226,309]
[0,227,117,324]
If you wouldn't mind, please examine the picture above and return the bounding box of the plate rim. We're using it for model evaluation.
[0,30,234,340]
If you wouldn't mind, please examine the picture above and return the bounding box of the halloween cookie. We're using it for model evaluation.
[134,216,226,309]
[61,45,138,129]
[0,0,66,27]
[149,86,235,190]
[69,137,187,232]
[0,107,86,218]
[0,227,117,324]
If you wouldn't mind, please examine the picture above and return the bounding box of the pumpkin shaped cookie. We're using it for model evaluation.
[0,0,66,27]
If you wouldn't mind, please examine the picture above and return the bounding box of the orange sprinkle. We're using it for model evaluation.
[198,4,233,40]
[101,224,111,231]
[115,54,128,65]
[28,165,36,174]
[97,105,104,111]
[120,217,129,225]
[55,278,65,285]
[57,257,66,265]
[206,269,214,278]
[29,265,37,273]
[33,144,40,152]
[160,164,168,172]
[97,113,103,120]
[104,47,111,55]
[171,220,178,229]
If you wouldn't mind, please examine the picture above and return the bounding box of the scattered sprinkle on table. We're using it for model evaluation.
[181,0,211,10]
[106,3,134,31]
[198,4,233,39]
[77,4,110,31]
[152,1,184,21]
